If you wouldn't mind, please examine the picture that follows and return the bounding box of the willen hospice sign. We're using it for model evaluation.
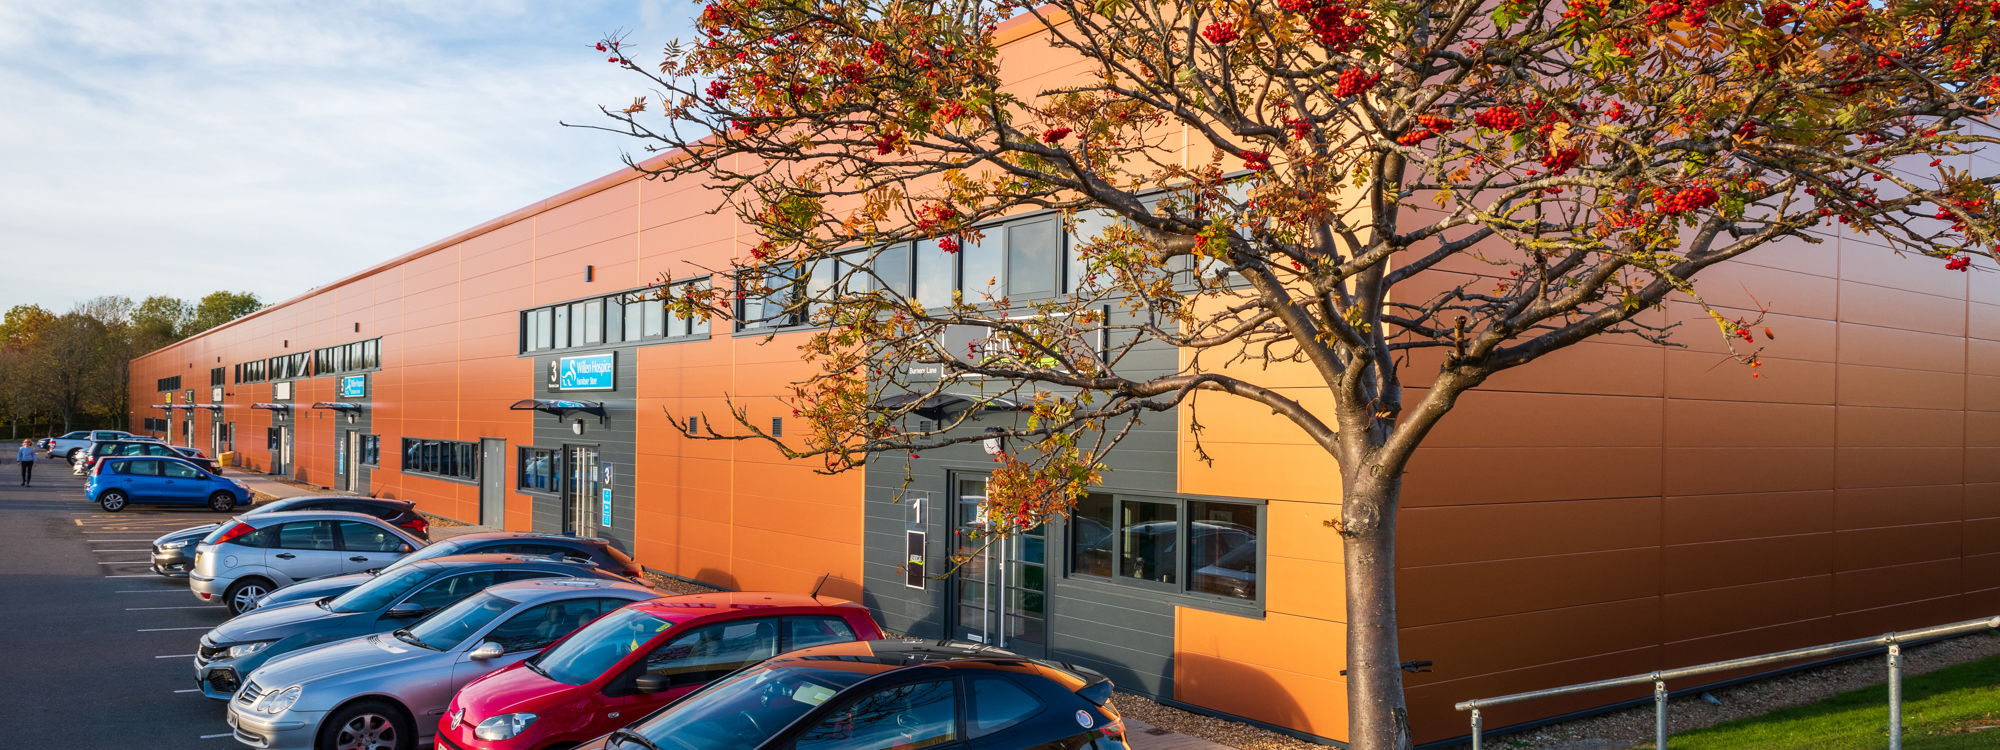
[555,352,616,391]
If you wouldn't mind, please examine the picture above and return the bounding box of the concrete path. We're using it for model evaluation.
[228,470,499,541]
[1125,718,1237,750]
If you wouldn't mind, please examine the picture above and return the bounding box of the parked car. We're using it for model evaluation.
[255,531,645,609]
[75,438,184,476]
[189,511,428,615]
[47,429,132,461]
[227,578,663,750]
[172,446,222,474]
[151,496,424,578]
[87,456,251,513]
[456,639,1129,750]
[193,554,626,699]
[439,592,885,750]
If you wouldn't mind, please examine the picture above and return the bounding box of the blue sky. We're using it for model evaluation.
[0,0,697,313]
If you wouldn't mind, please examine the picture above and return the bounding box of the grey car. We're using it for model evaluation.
[190,511,426,615]
[227,578,659,750]
[153,497,417,579]
[254,531,650,609]
[194,554,626,699]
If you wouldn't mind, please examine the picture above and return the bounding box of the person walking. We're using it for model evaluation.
[17,439,36,486]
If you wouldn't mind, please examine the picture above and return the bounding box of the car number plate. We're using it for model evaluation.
[227,710,238,728]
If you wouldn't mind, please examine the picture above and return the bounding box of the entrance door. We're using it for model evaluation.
[211,419,222,460]
[278,425,294,477]
[479,438,506,526]
[951,476,1048,657]
[338,430,358,492]
[562,445,601,537]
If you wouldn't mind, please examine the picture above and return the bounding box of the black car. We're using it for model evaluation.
[567,640,1131,750]
[79,440,184,475]
[148,495,431,578]
[170,446,221,474]
[253,530,649,608]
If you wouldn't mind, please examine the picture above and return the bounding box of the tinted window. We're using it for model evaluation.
[783,616,857,651]
[795,680,958,750]
[1071,493,1113,578]
[406,592,515,651]
[275,521,338,551]
[515,544,590,562]
[629,667,863,750]
[379,540,464,572]
[486,598,609,653]
[225,526,274,548]
[1188,502,1258,600]
[528,607,674,685]
[123,459,162,477]
[339,521,404,553]
[968,676,1044,738]
[329,566,434,613]
[643,619,779,688]
[163,462,203,479]
[401,571,502,613]
[150,444,177,456]
[1120,499,1177,583]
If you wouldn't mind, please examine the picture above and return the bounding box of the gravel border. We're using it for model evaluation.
[1110,693,1325,750]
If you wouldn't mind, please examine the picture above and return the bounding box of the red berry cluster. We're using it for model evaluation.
[1333,69,1380,97]
[706,80,731,100]
[1654,186,1720,214]
[1284,117,1313,142]
[915,202,960,233]
[1475,106,1526,132]
[1761,1,1794,27]
[875,131,901,155]
[938,237,963,254]
[1946,255,1972,271]
[1540,148,1581,175]
[1041,127,1072,143]
[1417,115,1455,132]
[1242,151,1272,171]
[1201,21,1240,45]
[1278,0,1369,52]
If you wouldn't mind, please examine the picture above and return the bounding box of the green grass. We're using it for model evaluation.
[1658,651,2000,749]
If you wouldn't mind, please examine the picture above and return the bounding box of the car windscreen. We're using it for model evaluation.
[377,540,464,573]
[620,666,865,750]
[326,566,434,614]
[526,606,673,685]
[400,592,517,651]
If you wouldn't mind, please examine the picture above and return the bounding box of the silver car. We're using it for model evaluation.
[191,511,425,615]
[226,578,659,750]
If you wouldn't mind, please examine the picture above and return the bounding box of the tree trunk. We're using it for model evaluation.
[1343,477,1412,750]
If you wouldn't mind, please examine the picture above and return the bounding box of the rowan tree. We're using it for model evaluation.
[584,0,2000,746]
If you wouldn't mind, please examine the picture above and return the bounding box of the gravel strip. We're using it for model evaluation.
[1455,630,2000,750]
[1110,693,1324,750]
[643,570,726,596]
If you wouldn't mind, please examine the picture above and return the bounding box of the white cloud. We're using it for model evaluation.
[0,0,695,312]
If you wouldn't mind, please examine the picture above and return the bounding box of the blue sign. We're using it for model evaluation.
[339,375,366,399]
[600,488,613,527]
[558,352,617,391]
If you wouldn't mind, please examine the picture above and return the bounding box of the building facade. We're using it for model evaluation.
[127,17,2000,749]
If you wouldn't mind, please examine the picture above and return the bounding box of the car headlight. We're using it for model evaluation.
[226,641,272,659]
[161,540,190,550]
[473,713,539,740]
[256,686,302,714]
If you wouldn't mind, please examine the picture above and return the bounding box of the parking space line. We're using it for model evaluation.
[105,574,156,578]
[92,549,151,552]
[174,689,202,693]
[118,590,186,593]
[127,606,221,610]
[200,733,233,738]
[155,653,198,659]
[97,561,150,564]
[138,627,213,631]
[87,539,157,542]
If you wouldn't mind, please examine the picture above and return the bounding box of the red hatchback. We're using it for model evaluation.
[438,592,884,750]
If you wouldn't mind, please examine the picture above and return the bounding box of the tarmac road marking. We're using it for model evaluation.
[105,574,156,578]
[127,606,222,610]
[174,689,202,693]
[139,626,212,631]
[97,561,150,564]
[155,653,198,659]
[92,549,151,552]
[200,733,233,738]
[119,590,187,593]
[87,539,157,542]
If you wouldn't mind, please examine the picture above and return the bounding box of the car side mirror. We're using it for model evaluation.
[469,641,505,660]
[398,544,413,553]
[633,674,671,693]
[387,602,427,618]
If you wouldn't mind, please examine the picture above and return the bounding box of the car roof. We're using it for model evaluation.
[264,495,411,510]
[239,510,402,525]
[480,577,657,604]
[417,553,603,569]
[626,592,838,623]
[769,640,1096,685]
[100,455,205,469]
[446,531,606,547]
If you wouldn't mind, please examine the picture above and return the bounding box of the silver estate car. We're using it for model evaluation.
[227,578,659,750]
[191,511,426,615]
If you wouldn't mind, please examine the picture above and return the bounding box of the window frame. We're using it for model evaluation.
[399,437,481,484]
[517,446,560,495]
[1062,490,1266,610]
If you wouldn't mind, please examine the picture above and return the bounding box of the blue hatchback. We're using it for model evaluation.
[87,456,252,513]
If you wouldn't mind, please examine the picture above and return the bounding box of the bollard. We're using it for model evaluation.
[1655,678,1668,749]
[1888,643,1903,750]
[1469,708,1481,750]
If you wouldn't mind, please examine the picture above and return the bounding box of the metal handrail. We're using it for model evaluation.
[1454,614,2000,750]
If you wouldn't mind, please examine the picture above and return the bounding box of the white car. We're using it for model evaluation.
[47,430,133,462]
[190,511,427,615]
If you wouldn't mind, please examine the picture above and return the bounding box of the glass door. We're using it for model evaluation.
[563,446,601,537]
[278,425,293,476]
[951,476,1047,657]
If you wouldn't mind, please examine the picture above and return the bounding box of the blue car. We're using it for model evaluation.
[87,455,251,513]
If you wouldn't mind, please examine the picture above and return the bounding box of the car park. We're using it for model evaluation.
[439,592,885,750]
[255,531,646,609]
[194,554,628,699]
[461,639,1130,750]
[87,456,251,513]
[151,496,422,578]
[190,511,427,615]
[46,429,132,462]
[227,578,663,750]
[75,438,183,475]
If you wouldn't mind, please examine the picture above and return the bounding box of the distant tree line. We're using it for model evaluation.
[0,291,262,437]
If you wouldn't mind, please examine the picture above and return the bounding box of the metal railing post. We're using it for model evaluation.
[1654,678,1668,749]
[1888,642,1903,750]
[1469,708,1481,750]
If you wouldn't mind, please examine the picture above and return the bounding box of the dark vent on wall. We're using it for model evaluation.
[687,416,699,433]
[771,418,783,437]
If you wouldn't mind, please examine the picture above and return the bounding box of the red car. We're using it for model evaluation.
[437,592,885,750]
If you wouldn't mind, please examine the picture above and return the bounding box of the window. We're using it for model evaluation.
[359,434,380,466]
[266,427,280,451]
[1069,492,1260,602]
[275,521,338,551]
[401,571,504,614]
[874,242,913,297]
[666,278,713,339]
[737,266,804,330]
[1006,218,1060,296]
[401,438,479,482]
[641,619,780,689]
[623,297,644,342]
[914,238,956,309]
[313,338,381,375]
[163,461,202,479]
[273,381,293,401]
[794,680,958,750]
[553,304,570,348]
[583,299,603,344]
[641,297,664,338]
[486,598,618,653]
[519,447,558,492]
[968,676,1045,739]
[338,521,404,552]
[118,459,162,476]
[961,232,1002,301]
[210,367,225,387]
[783,616,858,652]
[157,376,181,392]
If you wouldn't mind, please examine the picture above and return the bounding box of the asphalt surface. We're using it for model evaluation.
[2,459,247,748]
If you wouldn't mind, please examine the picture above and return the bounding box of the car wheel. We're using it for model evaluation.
[99,491,128,512]
[208,492,237,513]
[223,578,272,616]
[317,699,412,750]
